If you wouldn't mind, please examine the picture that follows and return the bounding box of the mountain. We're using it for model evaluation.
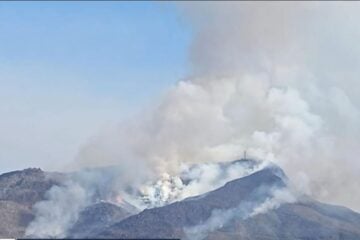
[0,168,62,238]
[94,164,286,239]
[0,167,138,238]
[0,168,62,207]
[95,162,360,240]
[1,160,360,239]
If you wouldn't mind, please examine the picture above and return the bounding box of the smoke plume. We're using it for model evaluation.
[25,167,143,237]
[138,159,267,208]
[70,2,360,212]
[25,180,89,238]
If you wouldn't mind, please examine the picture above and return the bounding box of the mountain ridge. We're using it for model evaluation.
[0,160,359,239]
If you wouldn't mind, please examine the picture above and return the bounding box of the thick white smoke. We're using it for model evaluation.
[25,180,89,238]
[25,167,142,237]
[138,159,267,208]
[25,160,265,237]
[71,2,360,212]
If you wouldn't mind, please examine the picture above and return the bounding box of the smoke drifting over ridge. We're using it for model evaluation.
[184,187,297,240]
[73,2,360,211]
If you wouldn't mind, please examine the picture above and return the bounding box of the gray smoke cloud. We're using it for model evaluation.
[70,2,360,213]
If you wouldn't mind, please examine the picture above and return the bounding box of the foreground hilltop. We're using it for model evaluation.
[0,160,360,239]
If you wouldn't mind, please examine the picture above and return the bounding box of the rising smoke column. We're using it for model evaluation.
[73,2,360,212]
[25,180,88,238]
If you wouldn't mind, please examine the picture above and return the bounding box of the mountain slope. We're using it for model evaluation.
[0,167,138,238]
[96,165,286,239]
[68,202,135,238]
[0,168,62,238]
[1,162,360,240]
[0,200,33,238]
[95,164,360,240]
[0,168,62,207]
[205,201,360,240]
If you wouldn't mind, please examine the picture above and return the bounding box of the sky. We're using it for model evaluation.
[0,1,191,173]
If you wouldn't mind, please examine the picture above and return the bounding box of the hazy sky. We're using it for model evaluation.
[0,2,191,172]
